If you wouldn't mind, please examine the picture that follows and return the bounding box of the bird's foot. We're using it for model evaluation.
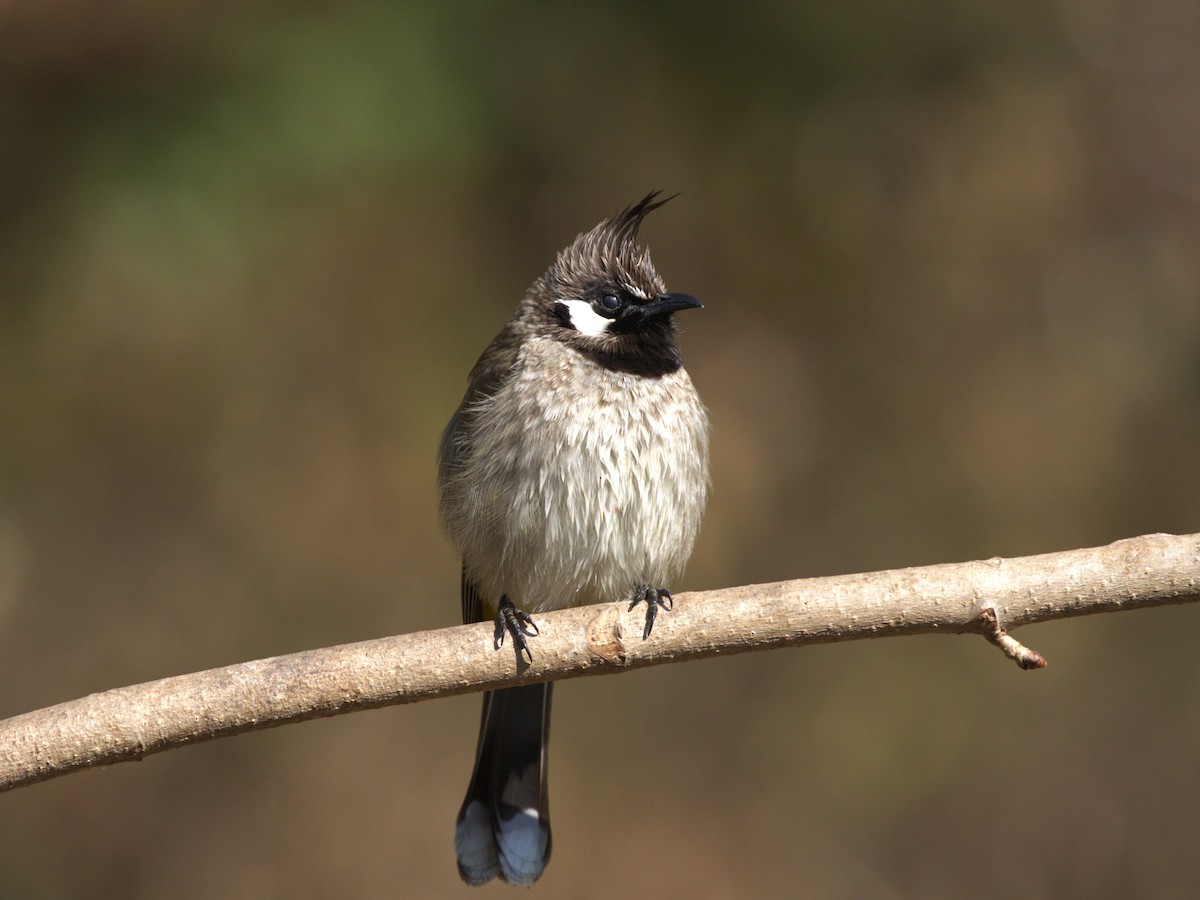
[494,596,539,663]
[629,584,673,640]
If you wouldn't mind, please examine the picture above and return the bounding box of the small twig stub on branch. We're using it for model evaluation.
[973,607,1048,670]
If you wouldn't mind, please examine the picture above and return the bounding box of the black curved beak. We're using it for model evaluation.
[641,293,703,317]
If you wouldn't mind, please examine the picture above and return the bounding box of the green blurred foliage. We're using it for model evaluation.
[1,1,1198,896]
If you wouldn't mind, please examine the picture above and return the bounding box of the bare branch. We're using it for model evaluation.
[1,532,1196,794]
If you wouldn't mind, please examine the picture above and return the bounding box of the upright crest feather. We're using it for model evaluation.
[609,191,677,245]
[547,191,677,300]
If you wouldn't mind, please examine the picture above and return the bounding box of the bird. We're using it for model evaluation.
[438,192,709,887]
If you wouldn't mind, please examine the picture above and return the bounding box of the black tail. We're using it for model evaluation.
[454,683,553,887]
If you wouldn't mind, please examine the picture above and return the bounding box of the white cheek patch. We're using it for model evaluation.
[557,299,612,336]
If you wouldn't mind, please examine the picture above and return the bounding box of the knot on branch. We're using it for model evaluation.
[586,605,629,665]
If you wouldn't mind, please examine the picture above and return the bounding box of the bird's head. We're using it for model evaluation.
[529,192,702,376]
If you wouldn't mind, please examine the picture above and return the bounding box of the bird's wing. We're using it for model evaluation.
[440,320,525,627]
[437,320,524,491]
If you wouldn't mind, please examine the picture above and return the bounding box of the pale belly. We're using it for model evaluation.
[446,354,708,614]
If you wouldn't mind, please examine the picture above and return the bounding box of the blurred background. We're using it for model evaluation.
[1,1,1199,896]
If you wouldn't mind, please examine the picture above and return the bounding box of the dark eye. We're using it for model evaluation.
[599,293,621,311]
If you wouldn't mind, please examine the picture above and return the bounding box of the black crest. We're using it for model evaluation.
[545,191,678,302]
[606,191,678,247]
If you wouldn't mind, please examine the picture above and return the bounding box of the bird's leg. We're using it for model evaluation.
[629,583,673,640]
[494,595,539,663]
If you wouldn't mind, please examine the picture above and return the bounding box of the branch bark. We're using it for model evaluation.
[1,532,1197,794]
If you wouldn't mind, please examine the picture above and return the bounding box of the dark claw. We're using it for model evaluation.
[629,585,673,640]
[494,596,538,663]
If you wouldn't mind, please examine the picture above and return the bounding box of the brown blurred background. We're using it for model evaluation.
[2,1,1199,897]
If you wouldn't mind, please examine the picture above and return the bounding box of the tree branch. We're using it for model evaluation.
[2,532,1197,794]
